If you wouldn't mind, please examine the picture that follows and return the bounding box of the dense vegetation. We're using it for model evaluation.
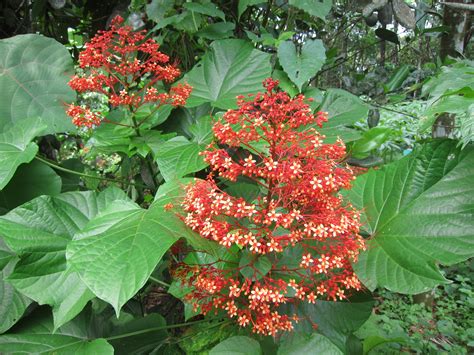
[0,0,472,353]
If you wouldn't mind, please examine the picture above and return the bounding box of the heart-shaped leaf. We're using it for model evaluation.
[0,34,75,133]
[278,40,326,91]
[0,117,46,189]
[184,39,271,109]
[0,188,130,329]
[346,140,474,293]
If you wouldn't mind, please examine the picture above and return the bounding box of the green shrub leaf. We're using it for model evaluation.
[0,188,130,329]
[0,259,32,334]
[278,39,326,91]
[278,333,342,355]
[288,0,332,20]
[347,140,474,293]
[67,199,181,314]
[319,89,369,143]
[0,117,46,189]
[0,34,75,133]
[184,39,271,109]
[209,336,262,355]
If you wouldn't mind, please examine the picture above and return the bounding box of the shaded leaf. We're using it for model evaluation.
[0,117,46,189]
[209,336,262,355]
[288,0,332,20]
[0,160,61,212]
[0,34,75,133]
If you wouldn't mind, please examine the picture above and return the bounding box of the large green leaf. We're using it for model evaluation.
[154,117,213,181]
[0,306,114,354]
[0,160,62,213]
[278,40,326,91]
[281,296,374,351]
[154,179,221,257]
[67,197,183,314]
[0,34,75,133]
[184,39,272,109]
[0,259,32,334]
[278,333,342,355]
[288,0,333,20]
[319,89,369,143]
[0,335,113,354]
[347,140,474,293]
[0,117,46,189]
[0,188,130,329]
[209,336,262,355]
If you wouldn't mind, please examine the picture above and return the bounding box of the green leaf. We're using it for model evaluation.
[0,117,46,189]
[384,65,411,92]
[278,333,342,355]
[154,179,221,257]
[146,0,175,23]
[197,22,236,40]
[0,160,62,212]
[238,0,264,19]
[278,40,326,91]
[154,117,212,181]
[319,89,369,143]
[347,140,474,293]
[272,69,299,97]
[209,336,262,355]
[0,34,75,133]
[183,2,225,20]
[56,159,85,192]
[155,137,209,181]
[0,259,32,334]
[420,94,474,131]
[281,296,374,351]
[184,39,272,109]
[0,334,113,354]
[107,313,168,355]
[288,0,332,20]
[0,188,130,329]
[351,127,392,159]
[88,114,134,155]
[67,197,181,314]
[239,251,271,281]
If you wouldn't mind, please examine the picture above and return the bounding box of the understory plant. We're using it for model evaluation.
[172,79,366,335]
[0,6,473,354]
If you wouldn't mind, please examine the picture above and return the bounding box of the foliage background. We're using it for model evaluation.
[0,0,473,353]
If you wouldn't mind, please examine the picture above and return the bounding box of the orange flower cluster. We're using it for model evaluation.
[174,79,366,336]
[66,16,191,127]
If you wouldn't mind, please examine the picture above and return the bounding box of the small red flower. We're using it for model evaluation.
[173,79,366,336]
[66,15,191,128]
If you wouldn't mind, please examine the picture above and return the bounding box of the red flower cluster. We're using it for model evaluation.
[66,16,191,127]
[174,79,365,336]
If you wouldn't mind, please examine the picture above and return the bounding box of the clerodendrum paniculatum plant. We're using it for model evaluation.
[173,79,366,336]
[66,16,191,128]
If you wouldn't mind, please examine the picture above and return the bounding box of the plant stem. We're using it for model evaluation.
[130,115,159,189]
[35,155,144,187]
[105,319,220,341]
[149,276,171,288]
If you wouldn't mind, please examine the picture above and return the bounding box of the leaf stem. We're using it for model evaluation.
[149,276,171,288]
[105,319,220,341]
[35,155,144,188]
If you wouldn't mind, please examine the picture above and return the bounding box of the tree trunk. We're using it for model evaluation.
[440,0,472,60]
